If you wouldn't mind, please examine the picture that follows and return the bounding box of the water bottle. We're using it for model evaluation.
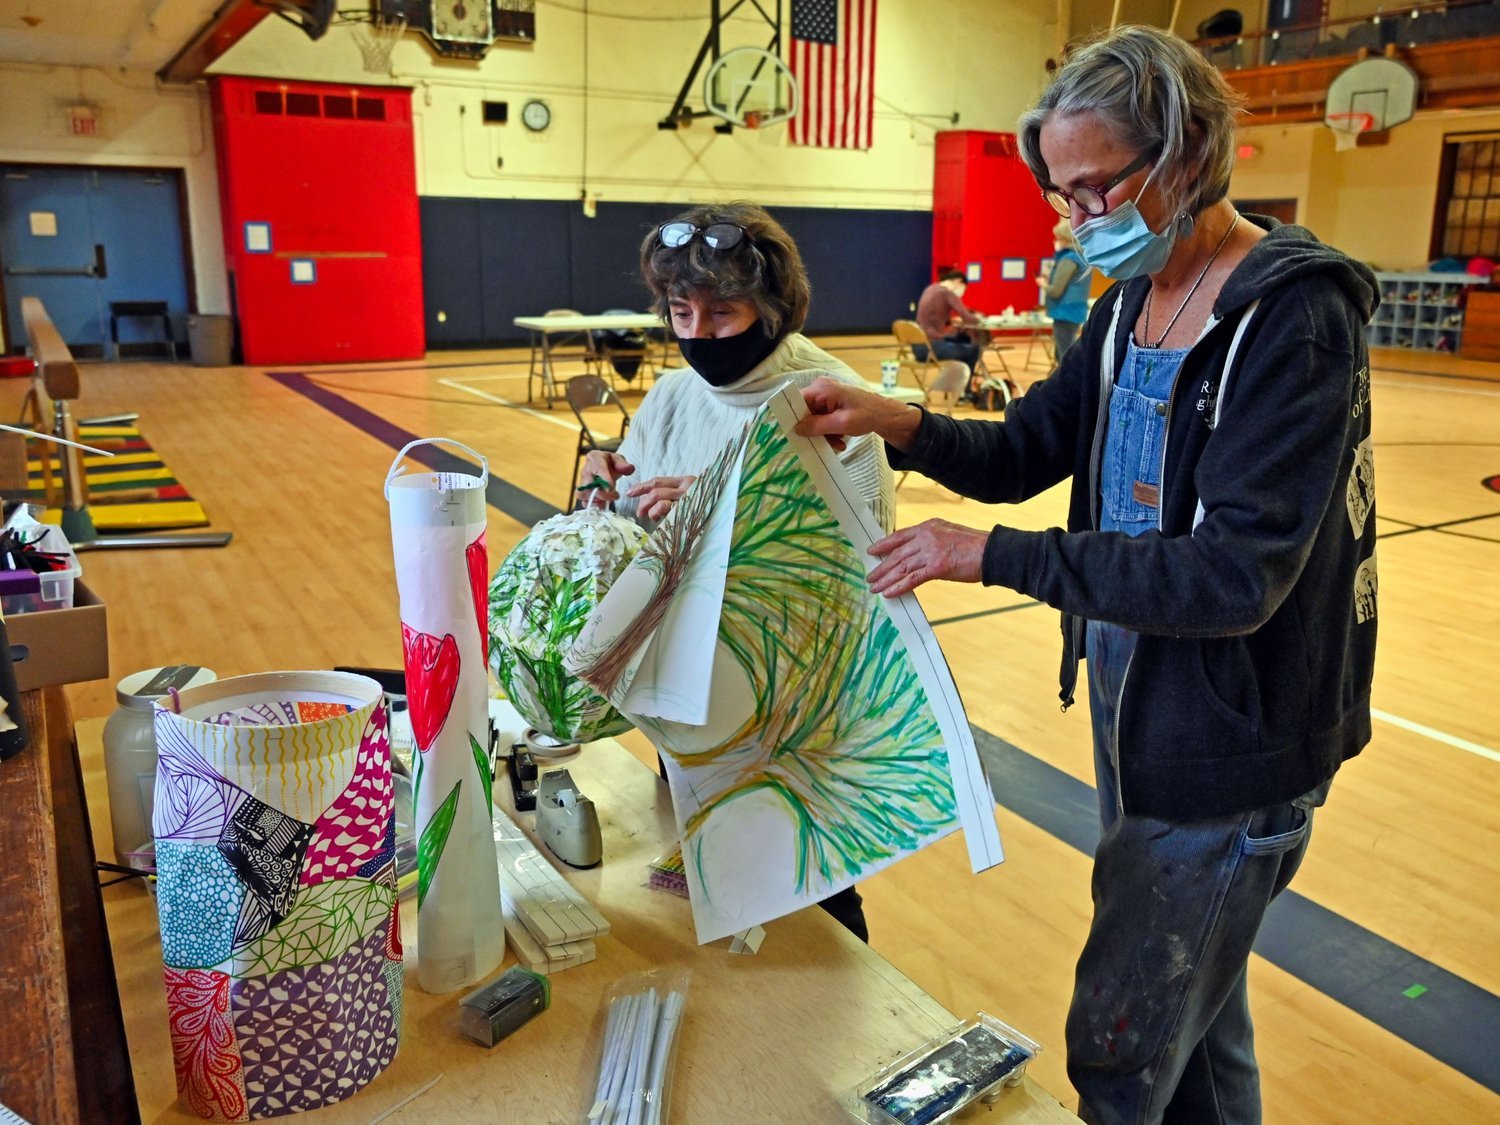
[102,665,216,868]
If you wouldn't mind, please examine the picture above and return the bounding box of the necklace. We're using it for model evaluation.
[1142,213,1240,349]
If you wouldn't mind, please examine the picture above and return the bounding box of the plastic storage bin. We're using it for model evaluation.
[0,525,81,615]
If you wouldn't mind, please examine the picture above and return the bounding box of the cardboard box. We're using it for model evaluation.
[6,581,108,691]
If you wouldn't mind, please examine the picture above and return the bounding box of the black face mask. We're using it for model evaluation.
[676,327,780,387]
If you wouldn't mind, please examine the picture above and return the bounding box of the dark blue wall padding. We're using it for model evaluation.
[418,197,933,347]
[565,201,677,317]
[478,199,574,340]
[418,197,484,347]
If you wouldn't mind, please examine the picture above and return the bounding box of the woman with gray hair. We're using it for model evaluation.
[797,24,1377,1122]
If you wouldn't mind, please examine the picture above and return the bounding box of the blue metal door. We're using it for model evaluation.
[0,165,189,359]
[0,166,103,350]
[95,170,189,357]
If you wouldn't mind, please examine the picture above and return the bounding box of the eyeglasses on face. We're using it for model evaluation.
[1041,153,1153,217]
[657,221,748,251]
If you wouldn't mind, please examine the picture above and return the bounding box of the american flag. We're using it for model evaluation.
[788,0,877,150]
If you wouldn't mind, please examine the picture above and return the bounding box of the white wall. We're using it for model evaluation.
[211,0,1057,210]
[0,1,1057,340]
[1235,110,1500,268]
[0,62,228,346]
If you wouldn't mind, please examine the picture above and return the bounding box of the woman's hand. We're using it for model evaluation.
[867,519,987,597]
[797,376,924,453]
[626,475,698,522]
[576,450,635,503]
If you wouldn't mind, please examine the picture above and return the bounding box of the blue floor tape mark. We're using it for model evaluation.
[279,368,1500,1095]
[971,724,1500,1094]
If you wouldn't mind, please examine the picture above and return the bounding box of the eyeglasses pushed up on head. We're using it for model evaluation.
[657,221,748,251]
[1041,153,1152,217]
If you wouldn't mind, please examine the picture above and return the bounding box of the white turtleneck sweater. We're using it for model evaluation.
[614,334,895,534]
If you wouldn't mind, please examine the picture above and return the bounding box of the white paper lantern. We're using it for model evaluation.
[488,508,648,742]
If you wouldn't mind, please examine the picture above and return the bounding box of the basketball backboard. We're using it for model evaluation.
[703,47,799,129]
[1324,56,1419,149]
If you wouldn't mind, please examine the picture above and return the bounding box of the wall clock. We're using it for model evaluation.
[431,0,491,44]
[521,99,551,132]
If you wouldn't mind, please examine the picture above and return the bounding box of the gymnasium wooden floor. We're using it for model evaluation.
[28,336,1499,1123]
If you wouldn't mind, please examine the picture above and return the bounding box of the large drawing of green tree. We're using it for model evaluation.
[674,414,958,894]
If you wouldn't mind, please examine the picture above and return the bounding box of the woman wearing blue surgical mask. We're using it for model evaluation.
[578,201,893,536]
[797,25,1377,1124]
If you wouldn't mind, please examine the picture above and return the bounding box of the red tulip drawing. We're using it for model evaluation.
[402,623,460,753]
[466,533,489,647]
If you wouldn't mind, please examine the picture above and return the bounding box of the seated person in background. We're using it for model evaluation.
[575,200,895,942]
[915,268,985,373]
[1038,219,1092,360]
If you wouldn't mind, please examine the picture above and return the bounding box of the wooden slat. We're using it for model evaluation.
[20,296,81,402]
[46,684,138,1124]
[18,297,88,513]
[0,690,79,1123]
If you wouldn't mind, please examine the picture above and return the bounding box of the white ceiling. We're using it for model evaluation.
[0,0,258,72]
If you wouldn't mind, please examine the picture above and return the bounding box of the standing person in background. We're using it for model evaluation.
[797,24,1377,1123]
[1039,219,1092,360]
[915,268,985,374]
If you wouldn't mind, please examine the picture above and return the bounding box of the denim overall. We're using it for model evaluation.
[1070,336,1327,1125]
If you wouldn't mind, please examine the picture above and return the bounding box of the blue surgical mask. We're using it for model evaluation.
[1073,182,1177,279]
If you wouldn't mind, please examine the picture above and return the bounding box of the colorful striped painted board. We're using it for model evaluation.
[25,423,210,530]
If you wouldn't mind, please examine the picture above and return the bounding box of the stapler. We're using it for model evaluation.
[536,768,602,868]
[507,744,538,811]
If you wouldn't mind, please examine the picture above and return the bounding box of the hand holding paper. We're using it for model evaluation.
[796,376,924,454]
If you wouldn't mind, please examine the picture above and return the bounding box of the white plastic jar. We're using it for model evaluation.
[102,665,216,867]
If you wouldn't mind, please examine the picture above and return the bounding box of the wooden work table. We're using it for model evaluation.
[1459,287,1500,360]
[1,692,135,1124]
[76,718,1074,1123]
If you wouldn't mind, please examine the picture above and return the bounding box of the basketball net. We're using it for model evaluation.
[1327,113,1373,153]
[352,16,406,75]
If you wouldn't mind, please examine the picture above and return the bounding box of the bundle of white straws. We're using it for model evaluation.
[585,985,687,1125]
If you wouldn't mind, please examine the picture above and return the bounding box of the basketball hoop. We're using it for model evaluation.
[349,14,406,75]
[702,47,798,130]
[1323,56,1418,153]
[1327,111,1375,153]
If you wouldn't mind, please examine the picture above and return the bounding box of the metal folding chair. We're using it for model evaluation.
[565,374,631,510]
[891,319,948,401]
